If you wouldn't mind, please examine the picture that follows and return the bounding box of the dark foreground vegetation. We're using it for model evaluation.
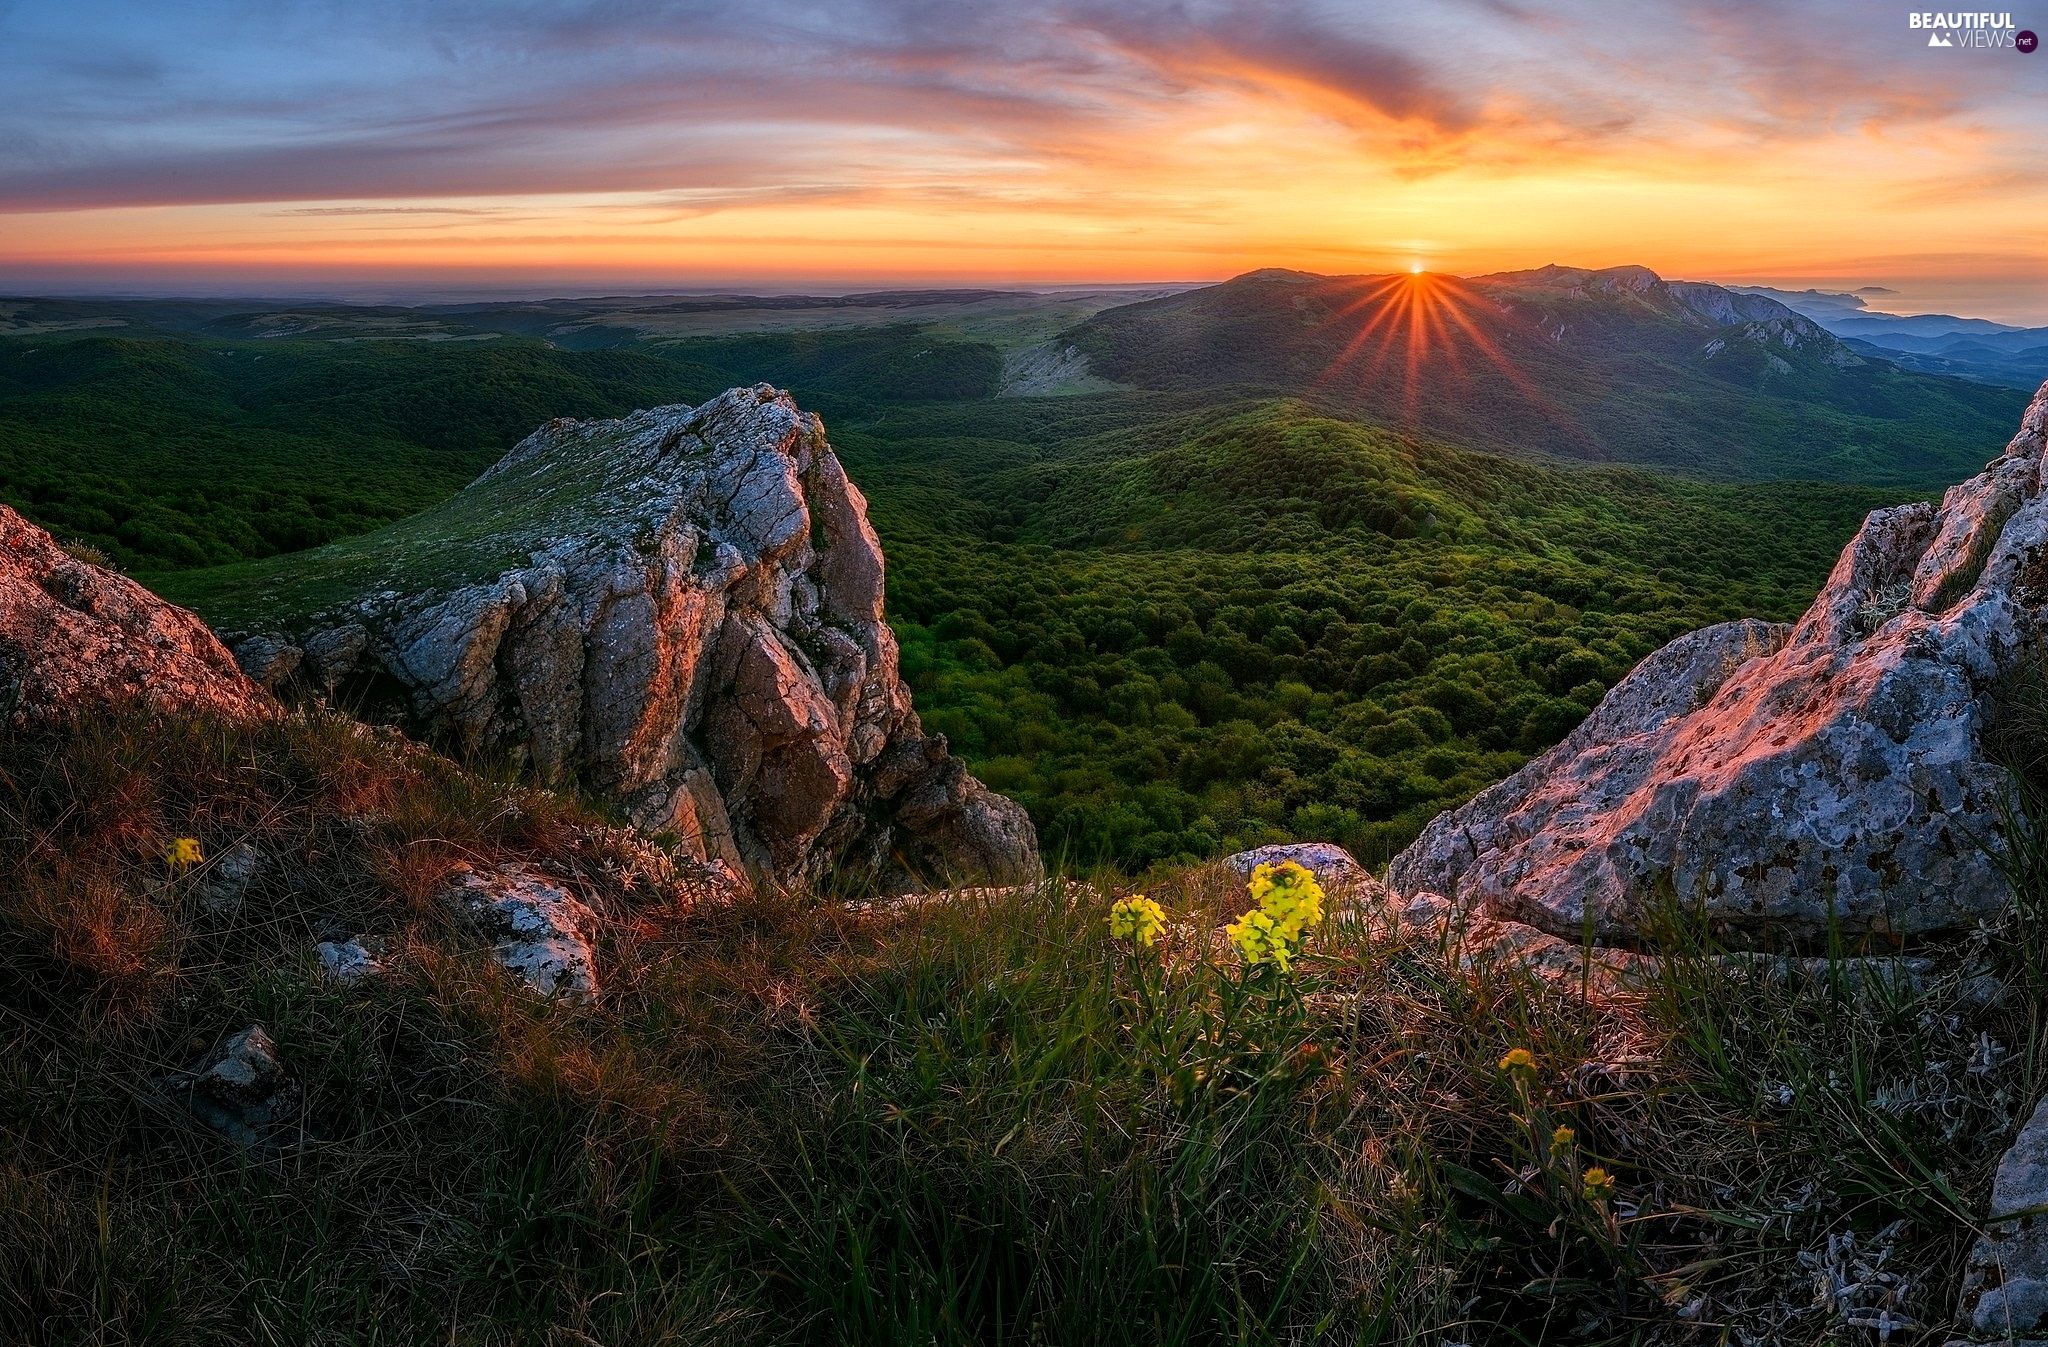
[0,705,2036,1344]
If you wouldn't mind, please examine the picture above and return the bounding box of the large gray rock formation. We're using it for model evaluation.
[219,385,1039,894]
[0,506,274,727]
[1390,378,2048,944]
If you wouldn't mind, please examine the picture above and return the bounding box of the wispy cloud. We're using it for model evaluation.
[271,205,507,217]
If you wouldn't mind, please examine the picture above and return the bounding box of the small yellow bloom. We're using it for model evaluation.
[1227,859,1326,972]
[1107,895,1167,947]
[1498,1047,1536,1074]
[1581,1166,1616,1203]
[1225,908,1293,971]
[166,837,204,872]
[1248,861,1325,940]
[1551,1125,1576,1149]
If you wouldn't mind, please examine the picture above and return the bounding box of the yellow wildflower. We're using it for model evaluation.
[1498,1047,1536,1074]
[1581,1166,1616,1203]
[1551,1125,1576,1150]
[1107,895,1167,947]
[166,837,204,872]
[1225,908,1293,971]
[1225,859,1327,972]
[1248,861,1325,941]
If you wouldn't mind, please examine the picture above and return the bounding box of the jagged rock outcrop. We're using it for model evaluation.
[1390,379,2048,944]
[220,385,1039,894]
[0,507,272,726]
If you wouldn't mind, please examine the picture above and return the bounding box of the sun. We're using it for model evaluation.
[1312,269,1583,449]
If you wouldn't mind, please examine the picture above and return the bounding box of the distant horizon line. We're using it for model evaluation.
[0,267,2028,326]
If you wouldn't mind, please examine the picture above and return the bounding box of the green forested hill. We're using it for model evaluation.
[0,337,709,566]
[0,328,1000,568]
[4,315,1901,870]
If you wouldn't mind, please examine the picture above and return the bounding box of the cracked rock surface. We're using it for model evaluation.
[447,864,600,1002]
[1961,1096,2048,1340]
[220,385,1040,893]
[184,1024,298,1146]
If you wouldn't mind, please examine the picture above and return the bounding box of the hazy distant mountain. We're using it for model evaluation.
[1730,285,2048,390]
[1729,285,1876,319]
[1066,266,2025,484]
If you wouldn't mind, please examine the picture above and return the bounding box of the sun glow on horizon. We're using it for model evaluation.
[1314,270,1589,444]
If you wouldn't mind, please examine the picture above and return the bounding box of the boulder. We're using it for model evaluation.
[1961,1095,2048,1339]
[1222,843,1389,926]
[220,386,1038,895]
[1223,842,1379,895]
[446,864,601,1002]
[184,1024,297,1145]
[1390,380,2048,944]
[0,507,273,727]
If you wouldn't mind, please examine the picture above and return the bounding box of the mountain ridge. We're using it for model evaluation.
[1734,283,2048,390]
[1065,264,2025,483]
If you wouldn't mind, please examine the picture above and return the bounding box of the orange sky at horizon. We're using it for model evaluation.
[4,2,2046,320]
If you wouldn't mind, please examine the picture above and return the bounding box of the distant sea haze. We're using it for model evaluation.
[1716,275,2048,329]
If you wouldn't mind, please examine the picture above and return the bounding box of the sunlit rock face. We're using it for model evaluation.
[0,507,274,726]
[1391,379,2048,945]
[223,385,1040,895]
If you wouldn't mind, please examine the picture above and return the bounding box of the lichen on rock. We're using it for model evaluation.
[0,506,273,727]
[447,863,601,1002]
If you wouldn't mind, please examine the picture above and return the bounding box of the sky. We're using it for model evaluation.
[2,0,2046,319]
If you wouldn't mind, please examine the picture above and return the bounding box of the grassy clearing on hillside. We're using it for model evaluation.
[0,708,2037,1345]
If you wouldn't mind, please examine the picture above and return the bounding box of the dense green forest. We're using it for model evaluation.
[2,320,1901,870]
[849,403,1889,867]
[0,328,999,569]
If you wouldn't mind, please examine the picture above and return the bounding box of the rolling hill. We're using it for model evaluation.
[0,287,1974,866]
